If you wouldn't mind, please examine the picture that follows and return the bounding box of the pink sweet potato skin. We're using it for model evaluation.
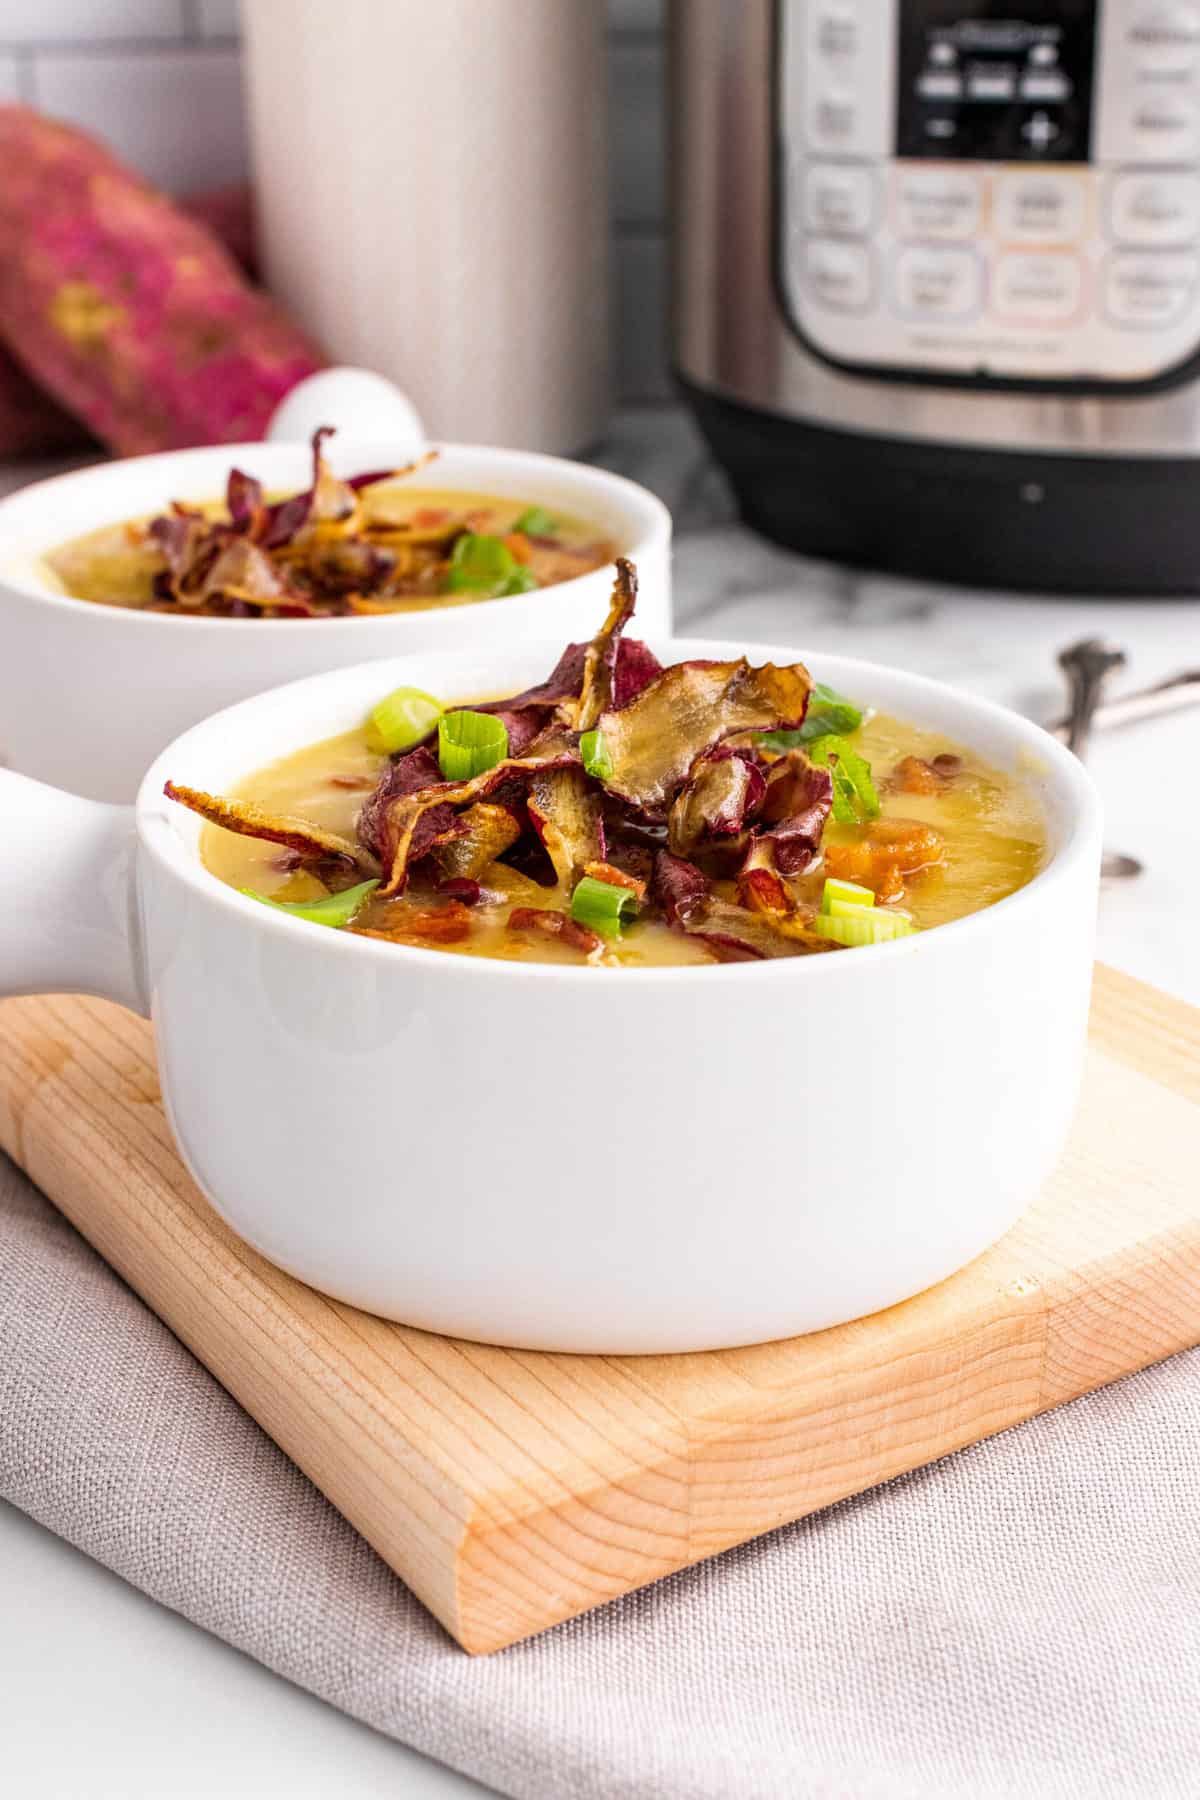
[0,341,90,455]
[0,107,326,454]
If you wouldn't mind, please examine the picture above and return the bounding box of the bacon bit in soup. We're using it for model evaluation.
[437,878,484,905]
[888,753,963,795]
[355,901,474,945]
[582,860,647,900]
[737,863,793,916]
[507,908,603,958]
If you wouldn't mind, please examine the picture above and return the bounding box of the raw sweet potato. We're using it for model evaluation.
[0,107,326,454]
[0,341,89,455]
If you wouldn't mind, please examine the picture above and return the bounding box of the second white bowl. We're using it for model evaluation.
[0,437,670,801]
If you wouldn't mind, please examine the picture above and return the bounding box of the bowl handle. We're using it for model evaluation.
[266,366,426,453]
[0,772,145,1016]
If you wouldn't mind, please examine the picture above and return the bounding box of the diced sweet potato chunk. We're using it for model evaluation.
[824,818,944,902]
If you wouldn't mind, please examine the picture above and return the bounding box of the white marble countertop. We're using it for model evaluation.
[2,406,1198,1799]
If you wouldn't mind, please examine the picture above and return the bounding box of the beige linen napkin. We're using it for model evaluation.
[2,1150,1198,1800]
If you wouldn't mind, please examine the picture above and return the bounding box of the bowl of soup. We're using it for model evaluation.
[0,430,670,803]
[0,568,1102,1353]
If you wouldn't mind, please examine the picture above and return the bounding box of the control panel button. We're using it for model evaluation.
[968,70,1017,102]
[1131,96,1198,161]
[813,0,858,61]
[1109,172,1200,246]
[1021,110,1063,152]
[917,71,962,100]
[1021,71,1071,102]
[802,163,877,237]
[893,246,982,320]
[1105,250,1199,327]
[894,168,982,240]
[994,251,1085,322]
[803,238,876,311]
[806,87,859,150]
[995,173,1086,243]
[1128,4,1200,75]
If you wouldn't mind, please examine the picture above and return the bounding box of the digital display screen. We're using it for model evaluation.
[896,1,1098,161]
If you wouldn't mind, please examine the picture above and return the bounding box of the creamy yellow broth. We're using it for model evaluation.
[199,709,1047,967]
[43,485,610,612]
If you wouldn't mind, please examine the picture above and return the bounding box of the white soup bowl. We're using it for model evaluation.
[0,639,1102,1353]
[0,432,670,802]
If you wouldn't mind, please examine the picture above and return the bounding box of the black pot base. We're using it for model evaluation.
[678,375,1200,597]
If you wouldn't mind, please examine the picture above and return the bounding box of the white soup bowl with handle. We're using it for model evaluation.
[0,638,1102,1354]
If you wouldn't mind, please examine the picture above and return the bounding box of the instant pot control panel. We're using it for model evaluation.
[777,0,1200,385]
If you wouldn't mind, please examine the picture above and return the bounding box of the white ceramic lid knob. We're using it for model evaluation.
[266,367,427,452]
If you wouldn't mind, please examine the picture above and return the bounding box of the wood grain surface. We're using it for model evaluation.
[1,965,1198,1654]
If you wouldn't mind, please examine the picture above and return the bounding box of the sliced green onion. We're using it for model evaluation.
[570,874,639,940]
[501,565,540,596]
[820,877,875,915]
[365,685,443,755]
[813,909,914,948]
[580,728,614,781]
[513,505,558,536]
[240,877,380,930]
[438,709,509,780]
[446,532,518,597]
[758,681,865,751]
[809,735,881,825]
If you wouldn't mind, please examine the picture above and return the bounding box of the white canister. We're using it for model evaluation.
[242,0,611,455]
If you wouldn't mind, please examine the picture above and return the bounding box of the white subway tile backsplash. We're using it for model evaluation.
[615,233,670,400]
[195,0,240,38]
[0,0,185,45]
[609,41,665,225]
[32,47,248,191]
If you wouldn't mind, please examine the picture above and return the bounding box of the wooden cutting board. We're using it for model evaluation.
[1,966,1198,1655]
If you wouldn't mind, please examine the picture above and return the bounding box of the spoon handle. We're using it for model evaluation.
[1051,669,1200,739]
[1058,639,1127,759]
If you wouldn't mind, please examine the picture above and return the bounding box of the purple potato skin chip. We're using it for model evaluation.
[479,642,589,716]
[612,638,662,709]
[652,850,712,929]
[491,709,548,758]
[226,467,264,532]
[357,747,446,862]
[669,746,768,856]
[262,490,310,549]
[750,754,834,876]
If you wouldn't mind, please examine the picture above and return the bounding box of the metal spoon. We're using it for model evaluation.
[1050,666,1200,740]
[1057,638,1144,881]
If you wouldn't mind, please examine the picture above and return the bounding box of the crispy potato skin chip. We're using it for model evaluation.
[601,660,813,817]
[434,803,522,884]
[375,749,580,896]
[576,557,638,731]
[652,849,838,962]
[527,767,605,887]
[163,781,371,870]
